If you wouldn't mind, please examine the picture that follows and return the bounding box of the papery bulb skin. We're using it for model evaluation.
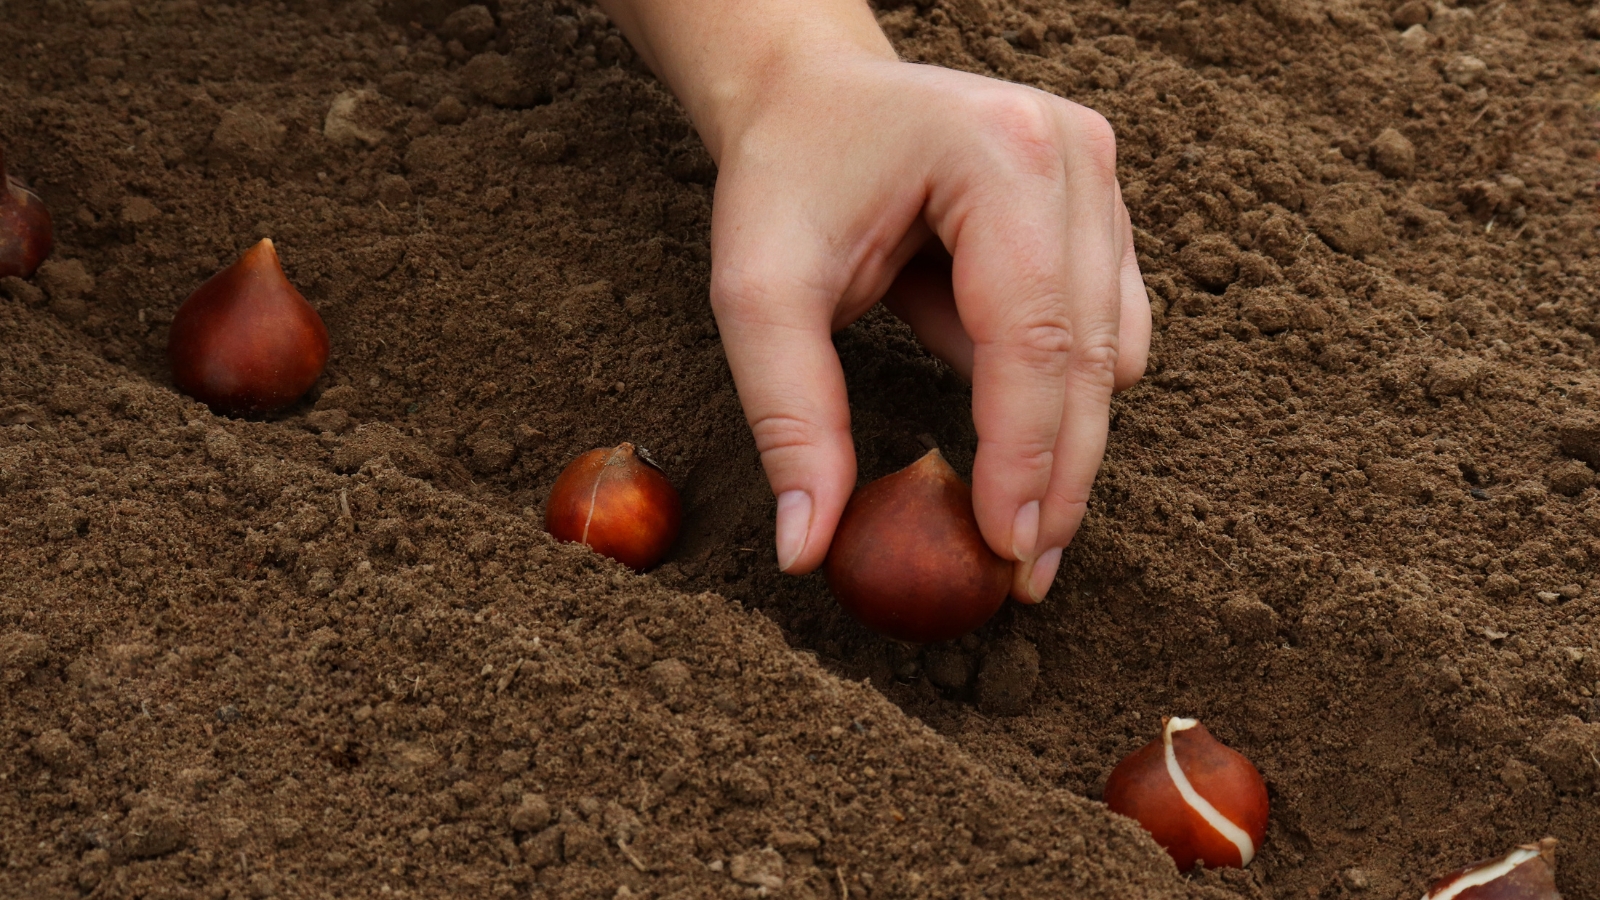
[1423,839,1561,900]
[0,147,53,279]
[825,448,1010,643]
[545,443,682,571]
[168,239,330,415]
[1104,717,1270,872]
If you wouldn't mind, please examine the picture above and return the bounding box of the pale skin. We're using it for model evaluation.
[596,0,1152,603]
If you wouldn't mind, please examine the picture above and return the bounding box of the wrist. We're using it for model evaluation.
[691,10,896,162]
[598,0,896,162]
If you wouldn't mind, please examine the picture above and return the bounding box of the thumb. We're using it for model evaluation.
[710,256,856,576]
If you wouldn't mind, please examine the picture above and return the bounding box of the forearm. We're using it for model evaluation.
[594,0,895,161]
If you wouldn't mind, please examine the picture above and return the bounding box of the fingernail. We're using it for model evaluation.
[775,490,812,573]
[1026,547,1064,603]
[1011,500,1040,562]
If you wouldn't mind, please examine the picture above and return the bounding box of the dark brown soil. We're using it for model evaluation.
[2,0,1599,897]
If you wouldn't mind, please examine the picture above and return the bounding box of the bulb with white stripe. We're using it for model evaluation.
[1423,839,1560,900]
[1104,717,1269,872]
[545,443,681,571]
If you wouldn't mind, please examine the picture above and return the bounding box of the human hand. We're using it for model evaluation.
[599,1,1150,603]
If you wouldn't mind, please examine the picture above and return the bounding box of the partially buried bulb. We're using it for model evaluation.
[168,239,330,415]
[1103,717,1269,872]
[1423,839,1560,900]
[545,443,682,571]
[0,145,53,279]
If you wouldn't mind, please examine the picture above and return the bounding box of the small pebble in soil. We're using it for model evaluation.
[1341,868,1370,891]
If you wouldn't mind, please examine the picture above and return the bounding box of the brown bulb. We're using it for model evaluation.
[168,239,330,415]
[1423,839,1560,900]
[0,146,53,279]
[825,448,1009,643]
[1103,717,1269,872]
[545,443,682,571]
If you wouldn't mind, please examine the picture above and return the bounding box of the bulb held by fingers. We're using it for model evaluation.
[825,448,1010,643]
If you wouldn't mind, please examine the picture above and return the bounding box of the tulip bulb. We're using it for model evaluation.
[1423,839,1560,900]
[0,146,53,279]
[825,448,1009,643]
[545,443,681,571]
[1104,717,1269,871]
[168,239,330,415]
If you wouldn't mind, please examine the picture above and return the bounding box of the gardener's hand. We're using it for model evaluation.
[599,0,1150,603]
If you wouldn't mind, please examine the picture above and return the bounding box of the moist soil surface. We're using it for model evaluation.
[3,0,1600,898]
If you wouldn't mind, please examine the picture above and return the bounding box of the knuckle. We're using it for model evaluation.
[977,93,1063,176]
[1012,442,1056,471]
[748,412,835,458]
[1003,316,1076,378]
[1068,108,1119,181]
[984,434,1056,474]
[710,260,836,323]
[1069,338,1121,390]
[1046,483,1094,509]
[990,315,1121,391]
[709,264,770,317]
